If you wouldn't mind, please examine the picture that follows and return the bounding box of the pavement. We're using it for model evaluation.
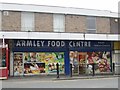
[3,74,120,81]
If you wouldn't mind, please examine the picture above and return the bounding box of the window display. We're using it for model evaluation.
[14,53,23,76]
[14,52,64,76]
[86,52,111,73]
[36,52,64,74]
[24,63,45,75]
[69,51,79,74]
[70,51,111,74]
[24,52,37,62]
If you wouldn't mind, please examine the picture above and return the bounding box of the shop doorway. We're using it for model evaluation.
[78,52,87,74]
[69,51,87,75]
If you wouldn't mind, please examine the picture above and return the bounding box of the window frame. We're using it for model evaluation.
[86,16,96,33]
[53,14,65,32]
[0,11,2,31]
[21,12,35,31]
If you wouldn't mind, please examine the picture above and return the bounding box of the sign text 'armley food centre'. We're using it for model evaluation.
[14,40,111,48]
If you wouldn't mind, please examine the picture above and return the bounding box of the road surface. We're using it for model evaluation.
[1,77,119,88]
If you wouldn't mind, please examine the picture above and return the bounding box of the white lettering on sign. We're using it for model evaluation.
[22,40,26,47]
[33,40,36,47]
[88,41,91,47]
[81,41,84,47]
[56,41,60,47]
[37,41,40,47]
[69,41,72,47]
[16,40,21,47]
[61,41,65,47]
[47,41,65,47]
[41,41,44,47]
[27,40,32,47]
[69,41,91,47]
[51,41,56,47]
[47,41,51,47]
[15,40,92,48]
[15,40,65,47]
[16,40,45,47]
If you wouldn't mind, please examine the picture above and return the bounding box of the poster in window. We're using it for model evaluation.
[14,52,64,75]
[36,52,64,74]
[69,51,79,74]
[23,52,30,62]
[14,53,23,76]
[24,63,45,75]
[47,52,64,73]
[78,52,87,74]
[69,51,111,74]
[69,51,79,66]
[24,52,37,62]
[86,51,111,73]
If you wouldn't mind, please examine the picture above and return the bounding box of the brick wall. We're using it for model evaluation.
[35,13,53,32]
[2,11,21,31]
[96,17,110,33]
[65,15,86,33]
[1,11,112,34]
[110,18,118,34]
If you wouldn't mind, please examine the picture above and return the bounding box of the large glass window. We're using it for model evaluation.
[0,11,1,31]
[53,14,65,32]
[70,51,111,74]
[21,12,34,31]
[86,17,96,33]
[13,52,64,76]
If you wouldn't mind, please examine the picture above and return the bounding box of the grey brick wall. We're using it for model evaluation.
[110,18,118,34]
[96,17,110,33]
[35,13,53,32]
[2,11,21,31]
[65,15,86,33]
[1,11,112,34]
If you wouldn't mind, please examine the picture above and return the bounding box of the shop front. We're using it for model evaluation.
[69,41,112,75]
[12,40,68,76]
[11,39,112,76]
[113,41,120,75]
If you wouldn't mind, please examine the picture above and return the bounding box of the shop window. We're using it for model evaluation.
[86,16,96,33]
[21,12,34,31]
[53,14,65,32]
[0,11,1,31]
[13,52,64,76]
[13,53,23,76]
[69,51,111,74]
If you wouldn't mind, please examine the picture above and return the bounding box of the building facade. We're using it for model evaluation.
[0,3,119,77]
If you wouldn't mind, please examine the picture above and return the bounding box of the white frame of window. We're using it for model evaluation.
[86,16,96,33]
[21,12,34,31]
[0,11,2,31]
[53,14,65,32]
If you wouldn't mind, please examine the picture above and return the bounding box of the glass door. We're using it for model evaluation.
[69,51,79,75]
[78,52,87,74]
